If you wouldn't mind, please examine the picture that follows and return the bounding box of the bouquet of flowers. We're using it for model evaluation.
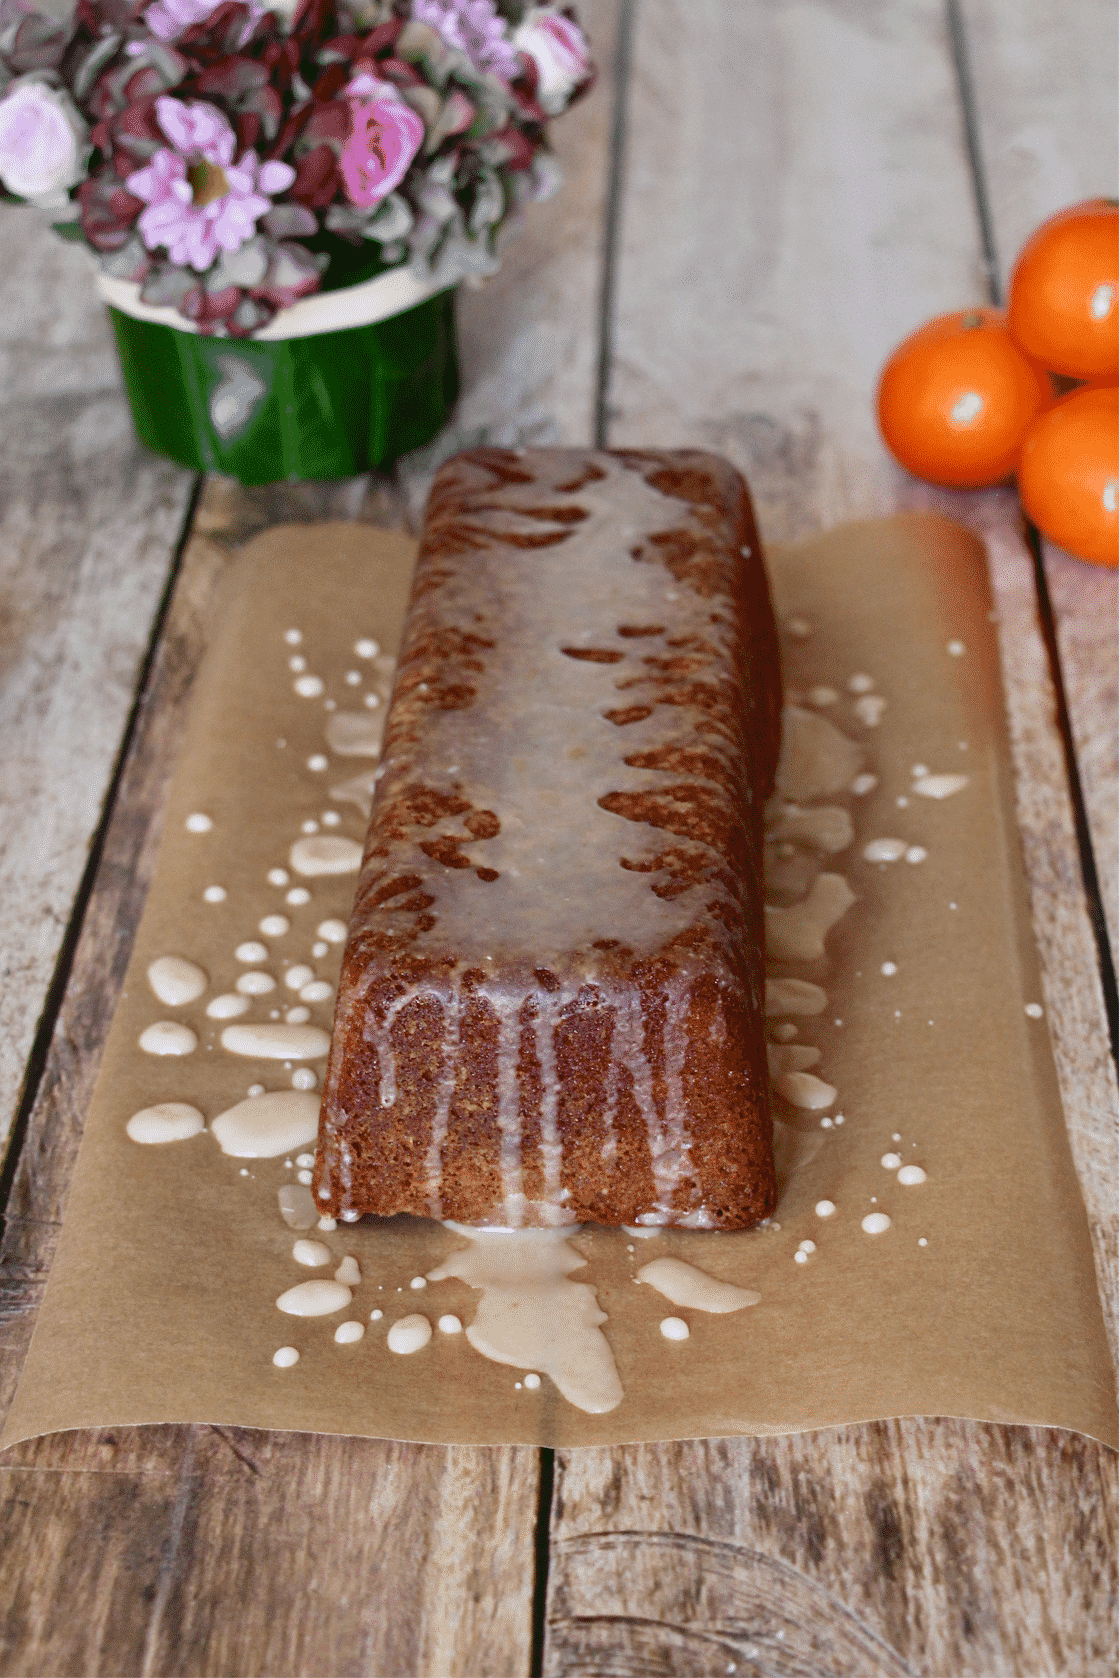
[0,0,593,336]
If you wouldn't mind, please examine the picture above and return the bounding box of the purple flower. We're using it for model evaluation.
[411,0,519,82]
[340,67,424,209]
[127,99,295,270]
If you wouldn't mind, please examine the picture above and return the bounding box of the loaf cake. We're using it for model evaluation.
[314,447,782,1229]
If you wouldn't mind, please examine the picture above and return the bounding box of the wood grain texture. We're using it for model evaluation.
[0,1426,538,1678]
[546,1424,1118,1678]
[0,480,540,1678]
[0,210,195,1155]
[0,9,630,1659]
[959,0,1120,971]
[608,0,988,542]
[546,5,1118,1676]
[976,497,1118,1364]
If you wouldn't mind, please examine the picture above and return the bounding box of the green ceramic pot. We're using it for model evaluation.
[109,285,458,484]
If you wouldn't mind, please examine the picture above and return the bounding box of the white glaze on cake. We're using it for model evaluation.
[319,450,779,1230]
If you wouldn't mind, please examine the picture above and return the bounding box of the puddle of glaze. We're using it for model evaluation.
[278,1183,318,1229]
[126,1103,205,1144]
[774,1071,837,1110]
[289,836,363,877]
[772,1118,826,1188]
[765,874,856,961]
[326,712,385,755]
[898,1165,927,1186]
[767,1045,821,1077]
[863,838,906,863]
[776,707,865,801]
[428,1226,623,1414]
[211,1090,320,1157]
[335,1320,364,1344]
[139,1022,198,1056]
[636,1258,759,1313]
[147,956,207,1007]
[853,695,886,727]
[329,770,378,816]
[765,978,827,1016]
[335,1255,361,1286]
[277,1280,351,1316]
[913,772,969,800]
[219,1023,331,1059]
[660,1317,689,1340]
[769,804,853,854]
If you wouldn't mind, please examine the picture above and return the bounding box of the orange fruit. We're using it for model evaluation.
[877,307,1052,488]
[1018,385,1118,567]
[1007,199,1118,382]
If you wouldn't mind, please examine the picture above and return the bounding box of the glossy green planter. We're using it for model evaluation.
[109,286,458,484]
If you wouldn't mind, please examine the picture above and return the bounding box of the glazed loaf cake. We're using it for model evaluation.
[314,447,782,1229]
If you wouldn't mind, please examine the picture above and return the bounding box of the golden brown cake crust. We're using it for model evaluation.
[314,447,781,1229]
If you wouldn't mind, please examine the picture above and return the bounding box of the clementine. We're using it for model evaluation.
[1007,199,1118,382]
[877,308,1051,488]
[1018,385,1118,567]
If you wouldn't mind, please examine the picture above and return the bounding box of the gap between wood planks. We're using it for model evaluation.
[0,476,204,1228]
[0,3,1111,1668]
[946,0,1119,1060]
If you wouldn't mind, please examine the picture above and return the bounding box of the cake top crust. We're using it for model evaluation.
[347,446,775,997]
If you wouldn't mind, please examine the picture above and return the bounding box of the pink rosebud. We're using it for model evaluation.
[339,67,424,210]
[512,7,591,115]
[0,77,88,206]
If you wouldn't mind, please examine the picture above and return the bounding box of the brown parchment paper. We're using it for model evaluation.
[3,513,1115,1452]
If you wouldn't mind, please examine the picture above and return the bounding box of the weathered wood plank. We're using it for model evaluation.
[546,1424,1118,1678]
[546,3,1118,1673]
[0,1428,539,1678]
[959,0,1120,970]
[0,6,629,1664]
[0,484,541,1678]
[0,211,196,1157]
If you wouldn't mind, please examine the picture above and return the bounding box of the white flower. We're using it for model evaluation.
[511,6,591,115]
[0,77,89,206]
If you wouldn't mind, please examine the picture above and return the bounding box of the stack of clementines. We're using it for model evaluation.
[877,199,1118,567]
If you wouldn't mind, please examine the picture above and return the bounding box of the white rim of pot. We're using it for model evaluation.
[97,263,453,341]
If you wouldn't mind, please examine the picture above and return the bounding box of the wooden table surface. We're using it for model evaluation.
[1,1,1116,1673]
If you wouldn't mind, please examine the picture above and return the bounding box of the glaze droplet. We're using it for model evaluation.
[387,1314,432,1354]
[276,1280,351,1317]
[138,1021,197,1056]
[126,1103,205,1144]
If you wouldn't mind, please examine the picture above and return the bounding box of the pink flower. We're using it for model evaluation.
[154,95,235,166]
[512,7,591,114]
[127,101,295,269]
[411,0,519,82]
[145,0,261,44]
[0,77,88,206]
[339,67,424,210]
